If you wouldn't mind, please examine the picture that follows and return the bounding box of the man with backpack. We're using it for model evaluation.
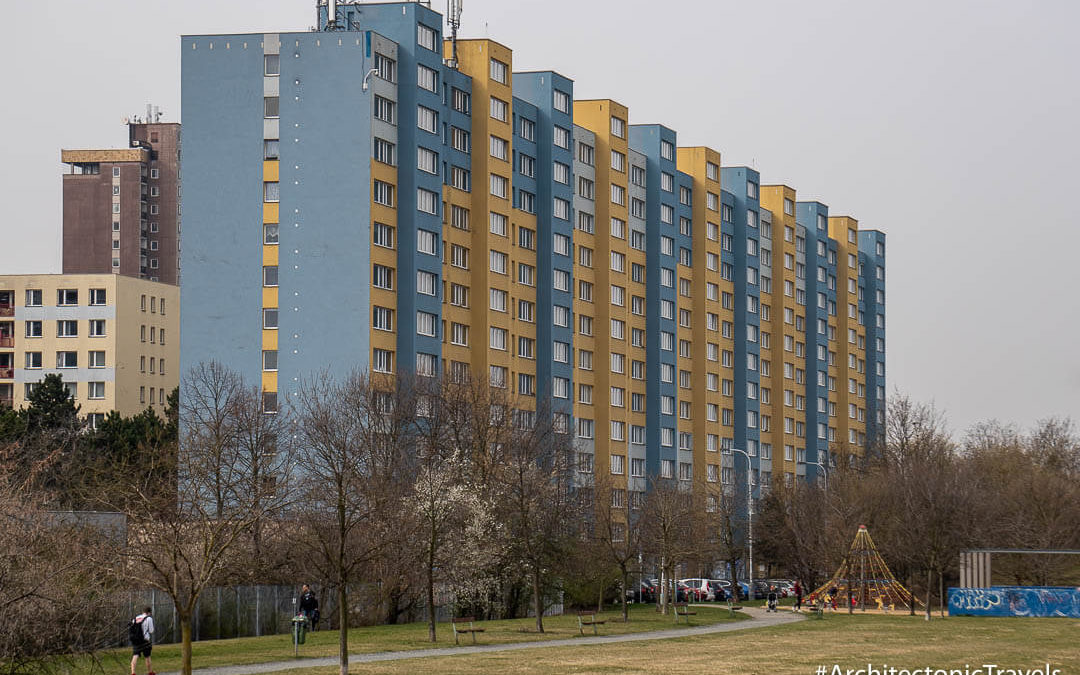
[129,607,155,675]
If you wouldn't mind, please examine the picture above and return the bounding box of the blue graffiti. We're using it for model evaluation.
[949,587,1080,617]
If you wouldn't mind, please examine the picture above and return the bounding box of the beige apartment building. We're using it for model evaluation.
[0,274,178,425]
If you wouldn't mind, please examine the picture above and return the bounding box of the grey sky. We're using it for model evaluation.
[2,0,1077,436]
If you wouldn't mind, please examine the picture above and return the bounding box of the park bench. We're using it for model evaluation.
[674,602,696,624]
[451,616,484,645]
[577,610,606,635]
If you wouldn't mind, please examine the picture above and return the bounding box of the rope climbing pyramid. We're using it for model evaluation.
[810,525,923,611]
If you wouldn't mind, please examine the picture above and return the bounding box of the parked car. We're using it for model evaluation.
[708,580,728,602]
[679,578,713,602]
[628,580,656,604]
[752,580,770,599]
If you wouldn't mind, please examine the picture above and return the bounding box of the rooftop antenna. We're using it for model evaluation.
[447,0,462,68]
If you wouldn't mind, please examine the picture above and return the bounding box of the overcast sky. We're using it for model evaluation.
[1,0,1077,437]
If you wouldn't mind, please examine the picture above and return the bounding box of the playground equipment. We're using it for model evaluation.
[810,525,922,612]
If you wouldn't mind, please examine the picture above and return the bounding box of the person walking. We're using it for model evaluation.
[129,607,155,675]
[298,585,319,630]
[794,580,803,611]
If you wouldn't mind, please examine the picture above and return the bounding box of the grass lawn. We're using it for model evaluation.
[79,604,742,674]
[273,613,1080,675]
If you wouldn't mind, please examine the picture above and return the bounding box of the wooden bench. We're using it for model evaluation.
[451,616,484,645]
[674,602,697,624]
[577,610,606,635]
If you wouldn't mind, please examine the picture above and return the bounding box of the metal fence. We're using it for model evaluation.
[117,584,564,646]
[123,585,300,645]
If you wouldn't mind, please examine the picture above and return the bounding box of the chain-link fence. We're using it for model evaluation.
[112,583,563,646]
[121,585,300,645]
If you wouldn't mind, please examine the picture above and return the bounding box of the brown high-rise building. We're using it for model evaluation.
[61,120,180,285]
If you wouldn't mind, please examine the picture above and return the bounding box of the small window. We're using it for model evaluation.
[89,288,107,305]
[264,223,279,244]
[25,289,42,307]
[264,96,280,118]
[264,139,280,160]
[263,308,279,329]
[263,350,278,371]
[57,289,78,306]
[263,265,279,287]
[264,53,280,76]
[490,58,508,84]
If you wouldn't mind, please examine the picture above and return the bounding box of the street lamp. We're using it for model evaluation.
[731,447,753,601]
[811,454,829,493]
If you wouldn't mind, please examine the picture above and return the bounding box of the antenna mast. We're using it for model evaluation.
[447,0,462,68]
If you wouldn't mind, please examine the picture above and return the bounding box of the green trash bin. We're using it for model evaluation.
[291,614,307,653]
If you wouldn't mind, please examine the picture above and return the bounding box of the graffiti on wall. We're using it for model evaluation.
[949,586,1080,617]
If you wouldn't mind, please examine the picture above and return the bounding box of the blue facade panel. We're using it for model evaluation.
[277,33,374,395]
[629,125,679,476]
[514,72,575,412]
[181,35,284,389]
[859,230,886,447]
[722,168,762,493]
[798,201,832,482]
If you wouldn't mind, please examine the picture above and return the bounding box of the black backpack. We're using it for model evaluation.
[129,617,146,645]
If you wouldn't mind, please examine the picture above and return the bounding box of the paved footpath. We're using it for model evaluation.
[167,608,802,675]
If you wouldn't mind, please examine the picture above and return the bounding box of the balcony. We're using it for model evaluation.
[0,396,11,409]
[0,304,12,317]
[0,367,12,379]
[0,337,13,349]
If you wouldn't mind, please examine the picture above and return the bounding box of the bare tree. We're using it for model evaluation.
[0,485,117,675]
[229,385,296,581]
[107,362,291,675]
[589,472,643,621]
[294,370,414,675]
[494,398,578,632]
[640,477,695,613]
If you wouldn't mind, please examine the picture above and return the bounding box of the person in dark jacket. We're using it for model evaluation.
[794,580,804,611]
[298,585,319,629]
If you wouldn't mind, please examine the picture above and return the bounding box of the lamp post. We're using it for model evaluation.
[731,447,753,601]
[812,454,829,493]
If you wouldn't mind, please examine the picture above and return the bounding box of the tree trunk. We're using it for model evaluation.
[658,567,668,615]
[338,583,349,675]
[180,616,193,675]
[925,568,932,621]
[426,563,437,642]
[938,568,945,618]
[531,568,544,633]
[908,570,915,616]
[621,568,630,622]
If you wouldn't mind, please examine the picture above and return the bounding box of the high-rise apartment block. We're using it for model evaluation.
[0,275,179,423]
[62,120,181,284]
[180,2,886,498]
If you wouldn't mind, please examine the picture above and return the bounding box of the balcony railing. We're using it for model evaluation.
[0,367,13,379]
[0,306,13,317]
[0,337,13,348]
[0,397,12,409]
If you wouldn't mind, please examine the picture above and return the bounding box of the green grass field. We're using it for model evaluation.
[280,613,1080,675]
[80,604,743,674]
